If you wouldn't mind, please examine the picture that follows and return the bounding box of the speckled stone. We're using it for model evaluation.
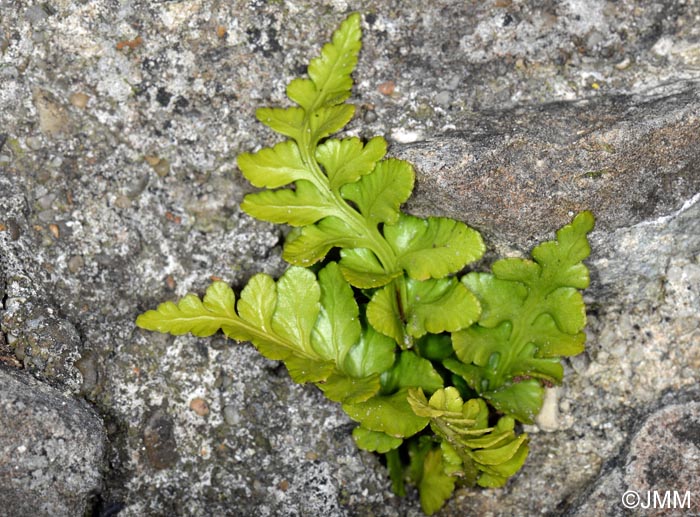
[0,364,106,516]
[1,1,699,516]
[396,84,700,250]
[565,387,700,517]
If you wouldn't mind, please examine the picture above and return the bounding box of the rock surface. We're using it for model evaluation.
[567,387,700,517]
[396,84,700,250]
[0,364,106,517]
[1,1,699,516]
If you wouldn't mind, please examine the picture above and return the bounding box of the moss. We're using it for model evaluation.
[581,168,611,179]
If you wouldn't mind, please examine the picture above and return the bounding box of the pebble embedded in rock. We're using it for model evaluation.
[189,397,209,416]
[535,387,561,431]
[32,88,69,136]
[142,409,179,470]
[145,156,170,177]
[114,195,131,209]
[67,255,84,273]
[37,192,56,209]
[25,136,43,150]
[5,218,21,240]
[223,405,239,426]
[69,92,90,109]
[377,80,395,95]
[434,90,451,107]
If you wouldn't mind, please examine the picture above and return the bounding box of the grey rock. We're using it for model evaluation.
[4,303,83,386]
[565,387,700,517]
[396,84,700,250]
[0,364,106,517]
[0,177,84,392]
[1,1,699,516]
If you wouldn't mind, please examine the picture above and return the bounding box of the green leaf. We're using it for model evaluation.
[234,274,286,357]
[239,264,364,386]
[476,440,529,488]
[137,270,337,384]
[449,322,512,382]
[492,211,594,293]
[339,248,402,288]
[256,106,305,140]
[316,136,387,190]
[135,17,599,516]
[386,448,406,497]
[284,355,336,383]
[384,214,485,280]
[136,281,238,337]
[239,15,370,269]
[279,14,362,142]
[232,270,353,388]
[407,436,433,489]
[485,261,588,335]
[447,326,549,422]
[365,279,406,346]
[425,387,469,415]
[317,371,380,404]
[236,274,276,331]
[141,16,594,514]
[530,313,586,358]
[283,217,365,266]
[407,387,468,420]
[530,210,594,290]
[460,429,515,450]
[470,434,528,466]
[405,436,459,515]
[311,263,361,364]
[306,12,362,109]
[407,388,529,489]
[380,351,444,395]
[352,426,403,453]
[342,323,396,378]
[440,441,465,477]
[237,140,310,189]
[367,277,481,345]
[270,267,320,353]
[286,77,317,110]
[449,322,567,387]
[310,263,394,404]
[343,388,429,438]
[460,273,527,328]
[238,268,335,383]
[415,334,454,361]
[540,288,587,335]
[417,447,456,516]
[341,158,415,226]
[403,277,481,337]
[481,380,545,424]
[309,104,355,143]
[240,181,333,227]
[452,212,594,421]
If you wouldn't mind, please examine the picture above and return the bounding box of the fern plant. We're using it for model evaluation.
[136,13,594,515]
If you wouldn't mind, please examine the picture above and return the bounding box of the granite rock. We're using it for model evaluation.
[0,364,106,517]
[1,1,699,516]
[0,176,84,392]
[565,387,700,517]
[396,83,700,250]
